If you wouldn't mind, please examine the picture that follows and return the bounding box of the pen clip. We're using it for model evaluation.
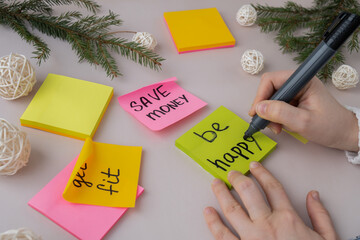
[323,12,348,39]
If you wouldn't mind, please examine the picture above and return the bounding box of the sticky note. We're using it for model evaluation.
[20,74,113,140]
[28,157,144,240]
[175,106,277,188]
[118,77,207,131]
[283,129,309,144]
[63,138,142,208]
[164,8,235,53]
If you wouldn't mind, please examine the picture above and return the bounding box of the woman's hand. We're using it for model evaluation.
[204,162,339,240]
[249,70,359,152]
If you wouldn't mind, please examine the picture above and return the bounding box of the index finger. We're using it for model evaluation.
[249,70,294,116]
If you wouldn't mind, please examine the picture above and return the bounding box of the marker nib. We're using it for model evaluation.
[244,125,258,140]
[243,130,251,140]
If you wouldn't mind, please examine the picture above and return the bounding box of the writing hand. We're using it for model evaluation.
[249,70,359,152]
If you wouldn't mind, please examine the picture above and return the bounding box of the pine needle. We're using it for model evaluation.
[0,0,165,79]
[253,0,360,82]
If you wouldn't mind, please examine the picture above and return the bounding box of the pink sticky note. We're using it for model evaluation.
[118,77,207,131]
[28,157,144,240]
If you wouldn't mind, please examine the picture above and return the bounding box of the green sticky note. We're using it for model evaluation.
[175,106,277,188]
[283,129,309,144]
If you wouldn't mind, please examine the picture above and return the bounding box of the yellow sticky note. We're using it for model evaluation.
[283,129,309,144]
[20,74,113,140]
[176,106,277,188]
[63,138,142,208]
[164,8,235,53]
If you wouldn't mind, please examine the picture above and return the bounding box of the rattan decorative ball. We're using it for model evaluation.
[332,64,359,90]
[132,32,157,51]
[0,228,41,240]
[236,4,257,26]
[0,53,36,100]
[241,49,264,75]
[0,118,31,176]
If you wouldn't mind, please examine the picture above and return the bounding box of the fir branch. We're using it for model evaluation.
[253,0,360,82]
[43,0,100,14]
[0,12,50,63]
[347,27,360,53]
[17,0,53,15]
[0,0,164,79]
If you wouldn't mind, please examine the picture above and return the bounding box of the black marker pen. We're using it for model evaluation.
[244,12,360,139]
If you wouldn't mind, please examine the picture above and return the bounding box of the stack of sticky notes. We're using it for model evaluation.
[164,8,235,53]
[29,138,143,239]
[20,74,113,140]
[176,106,277,187]
[22,74,146,239]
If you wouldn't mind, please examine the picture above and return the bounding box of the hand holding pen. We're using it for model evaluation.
[244,12,360,141]
[248,70,359,152]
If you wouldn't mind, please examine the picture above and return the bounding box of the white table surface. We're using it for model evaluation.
[1,0,360,239]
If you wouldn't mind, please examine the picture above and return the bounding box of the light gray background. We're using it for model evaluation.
[1,0,360,239]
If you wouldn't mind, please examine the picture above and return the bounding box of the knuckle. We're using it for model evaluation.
[261,72,271,83]
[268,102,283,119]
[297,112,312,132]
[215,231,225,240]
[235,178,254,192]
[224,201,242,216]
[315,206,330,217]
[214,228,229,240]
[281,209,298,224]
[264,179,284,192]
[207,217,218,228]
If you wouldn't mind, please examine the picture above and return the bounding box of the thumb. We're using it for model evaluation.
[255,100,310,133]
[306,191,338,240]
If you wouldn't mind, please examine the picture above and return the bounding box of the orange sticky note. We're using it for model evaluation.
[164,8,236,53]
[63,138,142,208]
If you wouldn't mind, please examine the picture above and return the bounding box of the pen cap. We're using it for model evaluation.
[324,12,360,50]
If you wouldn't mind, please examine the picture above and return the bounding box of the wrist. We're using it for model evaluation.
[341,109,360,152]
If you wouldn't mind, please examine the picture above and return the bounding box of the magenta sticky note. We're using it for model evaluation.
[28,157,144,240]
[118,77,207,131]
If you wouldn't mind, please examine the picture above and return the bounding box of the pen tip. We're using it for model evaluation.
[243,133,250,140]
[243,128,253,140]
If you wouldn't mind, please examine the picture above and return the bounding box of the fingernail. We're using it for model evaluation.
[204,207,213,215]
[228,170,238,178]
[256,103,267,115]
[212,178,223,185]
[268,126,277,134]
[312,191,320,201]
[250,161,260,169]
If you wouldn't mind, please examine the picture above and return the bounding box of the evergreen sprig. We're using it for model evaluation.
[253,0,360,81]
[0,0,165,78]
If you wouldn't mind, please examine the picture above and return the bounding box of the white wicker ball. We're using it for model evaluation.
[0,53,36,100]
[332,64,359,90]
[0,118,31,176]
[132,32,157,51]
[236,4,257,26]
[241,49,264,75]
[0,228,41,240]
